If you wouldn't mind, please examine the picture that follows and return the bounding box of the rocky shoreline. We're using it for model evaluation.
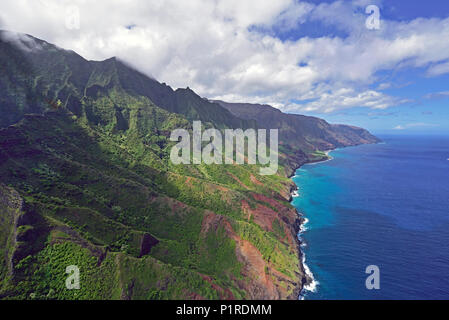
[287,180,312,299]
[288,143,381,299]
[286,151,335,299]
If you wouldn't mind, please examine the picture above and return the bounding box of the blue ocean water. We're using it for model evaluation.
[292,135,449,300]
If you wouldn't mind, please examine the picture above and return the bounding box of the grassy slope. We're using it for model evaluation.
[0,98,302,299]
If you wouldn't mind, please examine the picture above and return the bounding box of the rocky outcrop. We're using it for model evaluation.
[138,233,159,258]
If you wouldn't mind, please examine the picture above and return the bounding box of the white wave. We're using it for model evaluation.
[302,255,319,293]
[299,218,309,233]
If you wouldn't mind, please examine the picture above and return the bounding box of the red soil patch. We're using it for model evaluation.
[227,172,249,190]
[200,210,294,299]
[237,239,279,299]
[201,210,225,234]
[187,292,205,300]
[241,200,252,221]
[185,175,229,192]
[249,193,299,248]
[241,200,277,232]
[171,199,189,211]
[250,174,264,186]
[212,184,230,192]
[217,217,280,299]
[251,192,287,212]
[151,196,189,216]
[200,274,235,300]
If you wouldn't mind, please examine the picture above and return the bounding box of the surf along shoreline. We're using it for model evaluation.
[287,149,335,299]
[288,142,381,299]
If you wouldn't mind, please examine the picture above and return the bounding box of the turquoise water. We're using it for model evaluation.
[292,135,449,299]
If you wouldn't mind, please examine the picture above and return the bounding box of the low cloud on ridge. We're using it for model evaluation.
[1,0,449,114]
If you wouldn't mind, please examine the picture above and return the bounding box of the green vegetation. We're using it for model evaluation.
[0,32,378,300]
[13,242,120,300]
[0,106,299,299]
[235,221,299,279]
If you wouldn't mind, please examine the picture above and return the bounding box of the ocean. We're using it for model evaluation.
[292,135,449,300]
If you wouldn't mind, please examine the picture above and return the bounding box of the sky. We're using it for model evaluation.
[1,0,449,134]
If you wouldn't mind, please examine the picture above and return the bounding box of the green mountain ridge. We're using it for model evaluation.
[0,30,379,300]
[213,100,380,152]
[0,30,254,130]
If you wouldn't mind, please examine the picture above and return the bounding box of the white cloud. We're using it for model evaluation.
[425,91,449,99]
[427,61,449,77]
[1,0,449,114]
[258,1,315,32]
[0,30,44,52]
[283,87,407,113]
[394,122,440,130]
[377,82,391,90]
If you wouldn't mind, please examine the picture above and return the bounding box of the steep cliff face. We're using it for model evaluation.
[214,100,381,152]
[0,31,378,300]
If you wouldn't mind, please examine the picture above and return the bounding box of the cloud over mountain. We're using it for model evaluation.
[2,0,449,114]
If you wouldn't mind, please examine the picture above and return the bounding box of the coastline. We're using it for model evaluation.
[289,149,335,299]
[286,137,449,299]
[289,142,381,299]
